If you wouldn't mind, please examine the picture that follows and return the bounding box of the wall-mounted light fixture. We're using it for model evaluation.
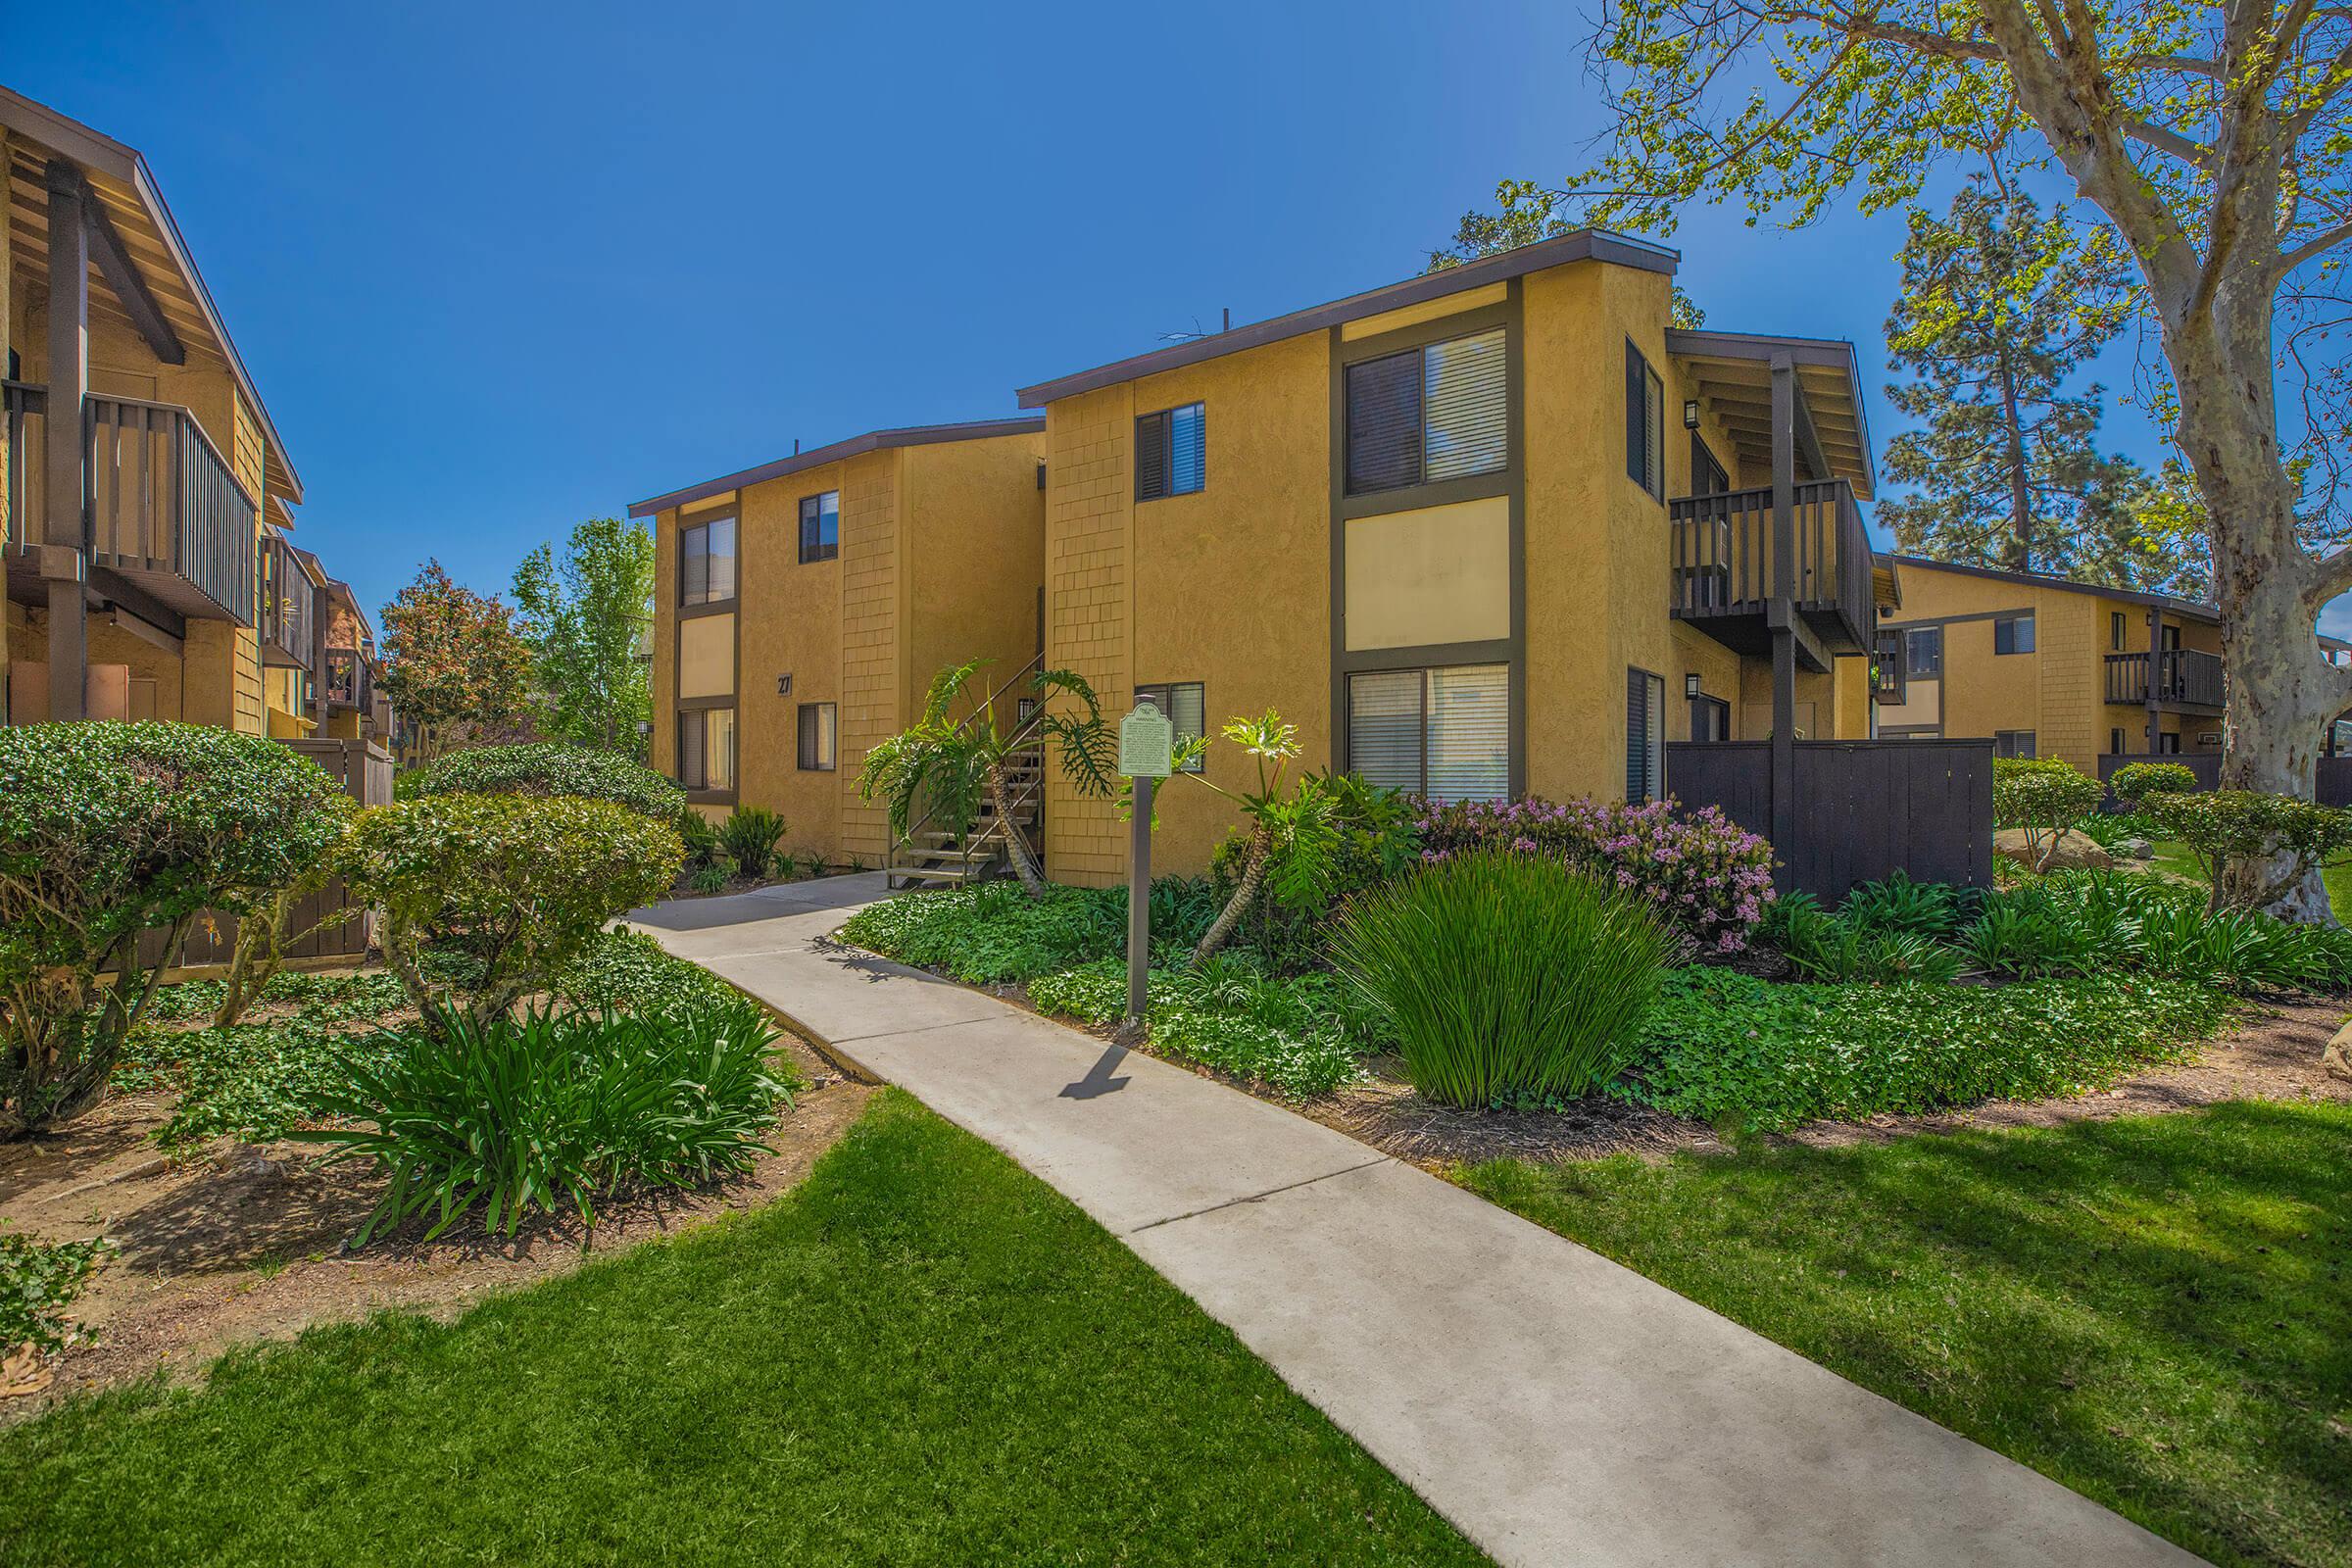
[1683,399,1701,429]
[1684,672,1702,699]
[777,672,794,696]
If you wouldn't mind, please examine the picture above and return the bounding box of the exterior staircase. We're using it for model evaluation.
[886,744,1044,891]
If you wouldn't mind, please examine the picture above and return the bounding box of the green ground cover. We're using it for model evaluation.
[1,1093,1489,1568]
[1463,1102,2352,1568]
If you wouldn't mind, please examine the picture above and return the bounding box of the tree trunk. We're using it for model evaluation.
[1996,349,2034,571]
[1194,824,1270,965]
[990,766,1047,899]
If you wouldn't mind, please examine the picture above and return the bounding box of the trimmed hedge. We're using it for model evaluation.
[408,743,684,819]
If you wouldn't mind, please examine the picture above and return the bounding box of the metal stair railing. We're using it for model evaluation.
[886,654,1049,889]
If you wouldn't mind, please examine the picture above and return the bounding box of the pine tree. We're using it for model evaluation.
[1879,178,2177,584]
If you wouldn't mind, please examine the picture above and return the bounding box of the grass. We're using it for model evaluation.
[2142,838,2352,919]
[1,1092,1488,1568]
[1461,1101,2352,1568]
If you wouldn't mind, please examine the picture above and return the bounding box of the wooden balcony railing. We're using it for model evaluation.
[259,532,318,670]
[4,383,258,625]
[322,646,370,711]
[1668,478,1877,655]
[2105,649,2226,710]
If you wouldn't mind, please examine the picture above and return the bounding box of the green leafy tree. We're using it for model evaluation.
[512,517,656,759]
[1881,177,2174,583]
[856,660,1118,899]
[379,562,533,767]
[1429,179,1706,327]
[1511,0,2352,918]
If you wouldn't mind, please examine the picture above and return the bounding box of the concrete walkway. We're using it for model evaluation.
[634,875,2199,1567]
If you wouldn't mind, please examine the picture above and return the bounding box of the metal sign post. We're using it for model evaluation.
[1117,699,1174,1040]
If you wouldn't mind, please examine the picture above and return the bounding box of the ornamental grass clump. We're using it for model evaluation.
[296,997,794,1244]
[1331,851,1667,1107]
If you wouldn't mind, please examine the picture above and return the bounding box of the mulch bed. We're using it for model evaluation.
[0,1028,871,1418]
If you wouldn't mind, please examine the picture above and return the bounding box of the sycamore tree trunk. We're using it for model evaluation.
[2173,284,2351,922]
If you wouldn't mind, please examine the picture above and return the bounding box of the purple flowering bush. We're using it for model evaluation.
[1412,795,1777,953]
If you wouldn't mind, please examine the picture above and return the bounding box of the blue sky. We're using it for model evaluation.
[12,2,2214,628]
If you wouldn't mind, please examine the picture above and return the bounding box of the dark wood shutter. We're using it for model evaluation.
[1135,411,1170,501]
[1345,351,1424,493]
[1626,668,1663,801]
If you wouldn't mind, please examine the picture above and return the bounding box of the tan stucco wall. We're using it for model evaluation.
[1888,563,2225,767]
[1043,330,1336,886]
[1345,496,1511,652]
[649,431,1047,868]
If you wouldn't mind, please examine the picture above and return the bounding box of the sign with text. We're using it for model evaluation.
[1119,699,1174,778]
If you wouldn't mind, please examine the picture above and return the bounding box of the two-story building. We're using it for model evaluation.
[1878,557,2226,770]
[632,419,1048,862]
[1016,232,1893,882]
[1,85,389,749]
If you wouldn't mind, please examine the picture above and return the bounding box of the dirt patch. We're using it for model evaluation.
[0,1030,871,1418]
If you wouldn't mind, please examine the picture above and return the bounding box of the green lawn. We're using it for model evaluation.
[2143,839,2352,918]
[2,1092,1487,1568]
[1461,1102,2352,1568]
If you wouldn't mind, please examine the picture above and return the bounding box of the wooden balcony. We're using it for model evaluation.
[2105,649,2225,712]
[4,381,258,625]
[259,531,317,670]
[322,645,370,711]
[1669,478,1877,662]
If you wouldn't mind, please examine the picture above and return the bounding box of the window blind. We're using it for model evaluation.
[680,516,736,606]
[1136,404,1205,501]
[800,493,839,564]
[1347,664,1509,804]
[1625,342,1663,497]
[1625,668,1664,802]
[1346,328,1506,495]
[1994,614,2035,655]
[1348,670,1426,794]
[1135,681,1207,772]
[1422,328,1508,481]
[798,702,837,770]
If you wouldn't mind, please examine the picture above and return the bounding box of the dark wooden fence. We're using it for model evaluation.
[2096,752,2352,808]
[129,738,393,975]
[1667,739,1996,903]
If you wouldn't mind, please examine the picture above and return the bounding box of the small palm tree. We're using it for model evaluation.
[1171,712,1349,964]
[857,659,1117,898]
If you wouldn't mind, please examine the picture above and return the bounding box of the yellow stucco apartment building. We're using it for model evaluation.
[643,230,1918,884]
[2,85,392,749]
[1878,557,2226,771]
[633,419,1049,863]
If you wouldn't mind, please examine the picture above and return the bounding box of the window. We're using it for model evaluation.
[1690,434,1729,496]
[680,515,737,606]
[1133,681,1206,772]
[1136,402,1206,501]
[798,702,837,771]
[1344,328,1508,495]
[1904,626,1943,678]
[1690,693,1732,742]
[2157,732,2181,755]
[799,491,839,564]
[1626,667,1666,802]
[679,708,737,793]
[1348,663,1508,804]
[2111,611,2128,650]
[1994,730,2037,760]
[2111,727,2127,755]
[1624,341,1664,498]
[1994,613,2035,655]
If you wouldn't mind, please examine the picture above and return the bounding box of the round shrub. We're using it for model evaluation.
[0,721,350,1135]
[408,742,684,819]
[1413,795,1775,953]
[2141,788,2352,912]
[1331,850,1667,1106]
[1991,758,2105,872]
[2110,760,2200,806]
[342,793,683,1028]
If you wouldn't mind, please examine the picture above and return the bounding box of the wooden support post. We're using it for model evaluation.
[1122,774,1153,1040]
[311,581,329,727]
[2144,606,2161,756]
[43,159,89,722]
[1769,353,1798,883]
